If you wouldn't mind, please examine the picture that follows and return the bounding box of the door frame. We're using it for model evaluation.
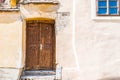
[22,18,56,70]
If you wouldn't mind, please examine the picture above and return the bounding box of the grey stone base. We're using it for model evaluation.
[0,68,22,80]
[21,70,56,80]
[21,75,55,80]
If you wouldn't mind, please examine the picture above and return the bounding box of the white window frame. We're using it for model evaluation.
[91,0,120,20]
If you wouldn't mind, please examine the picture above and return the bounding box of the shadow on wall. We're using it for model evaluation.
[99,77,120,80]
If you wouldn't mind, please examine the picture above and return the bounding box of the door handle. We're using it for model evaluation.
[40,44,42,50]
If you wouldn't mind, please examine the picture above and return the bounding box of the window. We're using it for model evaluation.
[97,0,119,15]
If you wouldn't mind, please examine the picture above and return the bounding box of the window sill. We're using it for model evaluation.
[91,15,120,21]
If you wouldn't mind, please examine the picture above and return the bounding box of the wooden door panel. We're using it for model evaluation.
[27,25,40,44]
[39,47,52,69]
[39,23,54,70]
[26,46,38,69]
[26,23,40,70]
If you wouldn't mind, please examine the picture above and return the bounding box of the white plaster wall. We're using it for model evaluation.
[57,0,74,67]
[56,0,80,80]
[74,0,120,80]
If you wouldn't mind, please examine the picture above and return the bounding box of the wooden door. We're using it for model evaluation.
[26,20,55,70]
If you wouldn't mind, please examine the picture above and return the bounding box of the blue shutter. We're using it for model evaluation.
[98,8,107,14]
[109,0,118,14]
[98,0,107,14]
[109,1,117,6]
[109,8,118,14]
[98,1,107,6]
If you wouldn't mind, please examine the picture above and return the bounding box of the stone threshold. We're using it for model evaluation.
[21,75,55,80]
[23,70,56,75]
[21,70,56,80]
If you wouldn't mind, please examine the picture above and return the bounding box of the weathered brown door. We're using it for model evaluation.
[26,20,55,70]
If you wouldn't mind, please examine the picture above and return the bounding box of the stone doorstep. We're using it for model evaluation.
[20,66,62,80]
[21,75,55,80]
[23,70,56,76]
[21,70,56,80]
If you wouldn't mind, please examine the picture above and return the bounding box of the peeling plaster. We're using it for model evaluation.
[56,12,70,32]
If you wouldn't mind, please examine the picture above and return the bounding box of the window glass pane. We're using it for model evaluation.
[98,1,107,6]
[109,1,117,6]
[98,8,107,14]
[109,8,118,14]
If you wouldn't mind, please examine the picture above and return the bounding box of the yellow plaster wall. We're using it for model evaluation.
[0,12,20,23]
[0,21,22,68]
[20,4,59,19]
[0,3,59,68]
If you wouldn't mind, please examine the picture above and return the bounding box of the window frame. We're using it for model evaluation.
[96,0,120,16]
